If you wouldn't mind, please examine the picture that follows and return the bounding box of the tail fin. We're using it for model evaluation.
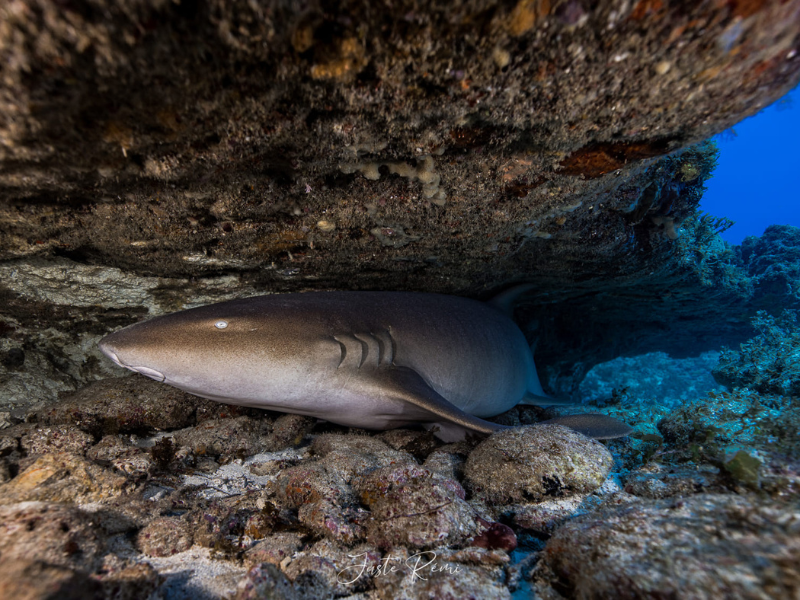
[539,413,633,439]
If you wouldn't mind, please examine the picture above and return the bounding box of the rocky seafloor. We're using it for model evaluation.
[1,315,799,600]
[2,0,800,597]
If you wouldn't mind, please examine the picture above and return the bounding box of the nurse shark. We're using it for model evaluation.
[98,291,632,441]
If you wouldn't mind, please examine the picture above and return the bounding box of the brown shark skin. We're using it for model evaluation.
[99,292,631,440]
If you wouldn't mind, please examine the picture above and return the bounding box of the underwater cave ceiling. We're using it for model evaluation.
[1,0,800,404]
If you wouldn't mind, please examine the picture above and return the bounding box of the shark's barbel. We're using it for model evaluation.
[98,291,632,441]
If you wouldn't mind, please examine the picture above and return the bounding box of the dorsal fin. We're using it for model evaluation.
[487,283,536,317]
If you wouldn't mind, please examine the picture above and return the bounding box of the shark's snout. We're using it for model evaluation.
[99,332,166,382]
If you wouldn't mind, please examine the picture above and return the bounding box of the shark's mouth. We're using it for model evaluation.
[106,351,166,382]
[127,365,167,382]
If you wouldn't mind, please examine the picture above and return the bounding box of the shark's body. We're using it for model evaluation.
[98,292,631,440]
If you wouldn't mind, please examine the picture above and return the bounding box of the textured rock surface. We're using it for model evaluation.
[19,424,95,456]
[358,464,478,550]
[0,502,107,571]
[0,557,104,600]
[0,372,797,598]
[172,415,273,458]
[465,424,613,504]
[137,516,195,557]
[1,1,799,408]
[536,494,800,599]
[0,452,131,504]
[34,376,230,435]
[0,2,799,596]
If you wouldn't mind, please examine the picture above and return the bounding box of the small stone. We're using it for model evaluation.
[137,516,194,557]
[624,464,723,499]
[87,434,155,478]
[298,499,367,545]
[492,47,511,69]
[373,546,510,600]
[243,532,306,568]
[512,496,585,534]
[265,414,314,451]
[98,562,162,600]
[34,377,208,435]
[470,518,517,551]
[284,539,381,596]
[722,447,763,488]
[235,562,299,600]
[276,462,355,509]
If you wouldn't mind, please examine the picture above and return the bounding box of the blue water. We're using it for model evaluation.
[700,83,800,245]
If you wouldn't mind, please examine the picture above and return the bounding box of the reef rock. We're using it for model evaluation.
[0,452,131,504]
[536,494,800,599]
[0,502,107,571]
[465,425,613,504]
[1,1,799,409]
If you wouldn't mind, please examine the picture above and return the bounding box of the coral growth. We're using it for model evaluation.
[714,309,800,396]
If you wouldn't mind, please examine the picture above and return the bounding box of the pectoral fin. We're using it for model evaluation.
[369,366,507,439]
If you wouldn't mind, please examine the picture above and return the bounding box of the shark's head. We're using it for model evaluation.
[97,299,304,400]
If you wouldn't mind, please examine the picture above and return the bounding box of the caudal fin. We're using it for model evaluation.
[539,413,633,439]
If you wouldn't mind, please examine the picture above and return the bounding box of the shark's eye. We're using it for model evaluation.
[215,320,228,329]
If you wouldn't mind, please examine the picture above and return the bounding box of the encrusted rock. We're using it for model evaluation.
[284,539,382,596]
[0,557,104,600]
[298,499,368,545]
[512,496,587,535]
[264,414,315,451]
[536,494,800,599]
[97,559,163,600]
[276,462,355,508]
[469,518,517,552]
[372,546,511,600]
[137,516,194,557]
[356,464,478,550]
[0,452,131,504]
[173,416,272,458]
[0,502,107,571]
[624,463,723,499]
[465,425,613,504]
[310,433,417,480]
[86,434,155,478]
[235,562,299,600]
[34,377,210,435]
[243,531,306,568]
[189,495,274,551]
[423,448,468,481]
[20,425,95,456]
